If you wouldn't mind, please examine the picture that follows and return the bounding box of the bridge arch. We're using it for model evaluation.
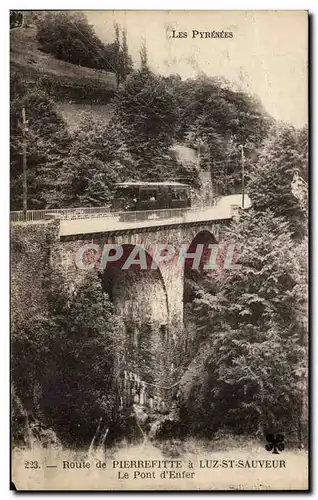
[183,229,218,282]
[101,244,170,390]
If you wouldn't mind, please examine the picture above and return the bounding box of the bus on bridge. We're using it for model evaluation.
[112,181,191,221]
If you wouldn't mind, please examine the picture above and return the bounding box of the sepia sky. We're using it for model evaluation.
[85,10,308,128]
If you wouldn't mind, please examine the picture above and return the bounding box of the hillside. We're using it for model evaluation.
[55,102,112,131]
[10,25,117,102]
[10,23,209,198]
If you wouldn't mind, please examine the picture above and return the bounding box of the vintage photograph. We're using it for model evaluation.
[10,10,308,490]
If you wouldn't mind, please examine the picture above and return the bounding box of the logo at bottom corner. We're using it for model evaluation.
[265,433,285,454]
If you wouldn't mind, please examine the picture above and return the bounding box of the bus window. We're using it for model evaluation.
[116,187,138,199]
[180,190,187,200]
[140,189,157,201]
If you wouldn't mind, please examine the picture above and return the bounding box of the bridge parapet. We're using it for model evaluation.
[58,208,233,237]
[11,205,234,231]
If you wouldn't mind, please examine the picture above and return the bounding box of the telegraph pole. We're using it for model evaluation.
[210,151,213,203]
[225,152,229,195]
[240,144,245,209]
[22,106,27,219]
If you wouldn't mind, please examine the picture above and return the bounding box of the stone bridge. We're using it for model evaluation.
[11,206,238,405]
[58,216,232,337]
[57,215,234,395]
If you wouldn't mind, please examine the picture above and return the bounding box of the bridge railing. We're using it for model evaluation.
[10,207,191,223]
[10,206,112,222]
[10,204,234,224]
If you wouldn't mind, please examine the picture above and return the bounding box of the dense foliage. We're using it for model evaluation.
[61,53,203,205]
[181,211,307,441]
[180,119,308,443]
[12,273,125,447]
[11,15,308,447]
[108,61,185,182]
[248,123,308,238]
[10,10,23,29]
[61,113,135,206]
[163,75,272,195]
[10,24,274,208]
[36,12,132,76]
[10,73,70,210]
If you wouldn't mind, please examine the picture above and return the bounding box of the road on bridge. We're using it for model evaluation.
[59,205,235,237]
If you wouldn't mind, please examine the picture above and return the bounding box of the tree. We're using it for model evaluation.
[62,112,135,206]
[294,124,308,183]
[10,11,23,29]
[120,28,133,83]
[114,23,121,89]
[12,271,125,447]
[109,47,186,181]
[10,73,70,209]
[180,210,307,441]
[139,41,148,71]
[112,24,133,89]
[248,123,308,238]
[164,75,271,195]
[36,11,117,71]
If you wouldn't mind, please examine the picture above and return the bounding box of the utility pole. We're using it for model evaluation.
[240,144,245,209]
[225,152,229,195]
[213,159,217,199]
[22,106,27,219]
[209,149,213,203]
[197,139,201,169]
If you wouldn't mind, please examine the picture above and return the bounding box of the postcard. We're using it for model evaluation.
[10,9,308,491]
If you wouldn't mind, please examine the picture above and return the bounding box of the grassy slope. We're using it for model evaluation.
[10,27,202,179]
[10,25,116,128]
[55,102,113,131]
[10,26,117,93]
